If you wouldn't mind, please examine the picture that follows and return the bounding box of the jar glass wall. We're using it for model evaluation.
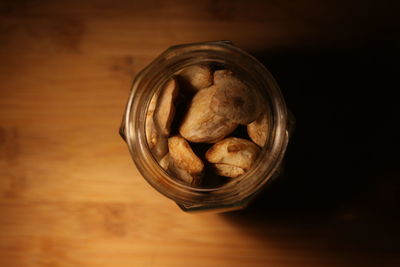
[120,41,291,212]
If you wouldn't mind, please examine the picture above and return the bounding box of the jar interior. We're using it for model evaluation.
[145,60,274,190]
[125,42,288,209]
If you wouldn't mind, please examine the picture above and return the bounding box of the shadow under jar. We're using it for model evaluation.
[120,41,291,213]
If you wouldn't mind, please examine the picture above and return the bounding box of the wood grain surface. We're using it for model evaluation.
[1,1,399,266]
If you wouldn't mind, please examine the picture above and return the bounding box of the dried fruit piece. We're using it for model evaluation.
[151,136,168,159]
[168,162,202,185]
[211,70,262,125]
[205,137,260,178]
[247,112,269,147]
[213,163,245,178]
[158,153,169,170]
[178,64,212,92]
[146,93,168,159]
[168,136,204,185]
[179,86,237,143]
[154,77,179,136]
[145,92,158,148]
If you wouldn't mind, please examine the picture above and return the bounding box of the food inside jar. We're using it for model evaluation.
[145,64,269,187]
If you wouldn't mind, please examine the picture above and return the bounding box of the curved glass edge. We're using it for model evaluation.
[120,40,293,212]
[176,108,294,213]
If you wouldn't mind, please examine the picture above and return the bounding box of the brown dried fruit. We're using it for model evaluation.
[154,77,179,136]
[205,137,260,178]
[178,64,212,92]
[179,86,237,143]
[247,111,269,147]
[211,70,262,125]
[168,136,204,185]
[146,92,168,159]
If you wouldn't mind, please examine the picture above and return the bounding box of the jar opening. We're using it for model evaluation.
[124,41,289,207]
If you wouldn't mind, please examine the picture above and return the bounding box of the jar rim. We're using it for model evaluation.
[122,41,289,208]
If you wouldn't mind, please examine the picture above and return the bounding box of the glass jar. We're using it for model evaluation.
[120,41,292,213]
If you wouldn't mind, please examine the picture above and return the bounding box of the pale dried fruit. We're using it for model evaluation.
[154,77,179,136]
[158,153,170,170]
[211,70,262,125]
[178,64,212,91]
[179,86,237,143]
[151,136,168,159]
[205,137,260,178]
[145,92,158,148]
[146,93,168,159]
[168,161,202,185]
[213,163,245,178]
[168,136,204,185]
[247,112,269,147]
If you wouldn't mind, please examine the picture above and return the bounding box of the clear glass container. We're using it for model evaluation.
[120,41,292,213]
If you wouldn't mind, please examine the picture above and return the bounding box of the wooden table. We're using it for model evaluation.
[1,1,399,266]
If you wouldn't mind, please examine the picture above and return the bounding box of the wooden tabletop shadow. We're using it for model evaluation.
[220,40,400,265]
